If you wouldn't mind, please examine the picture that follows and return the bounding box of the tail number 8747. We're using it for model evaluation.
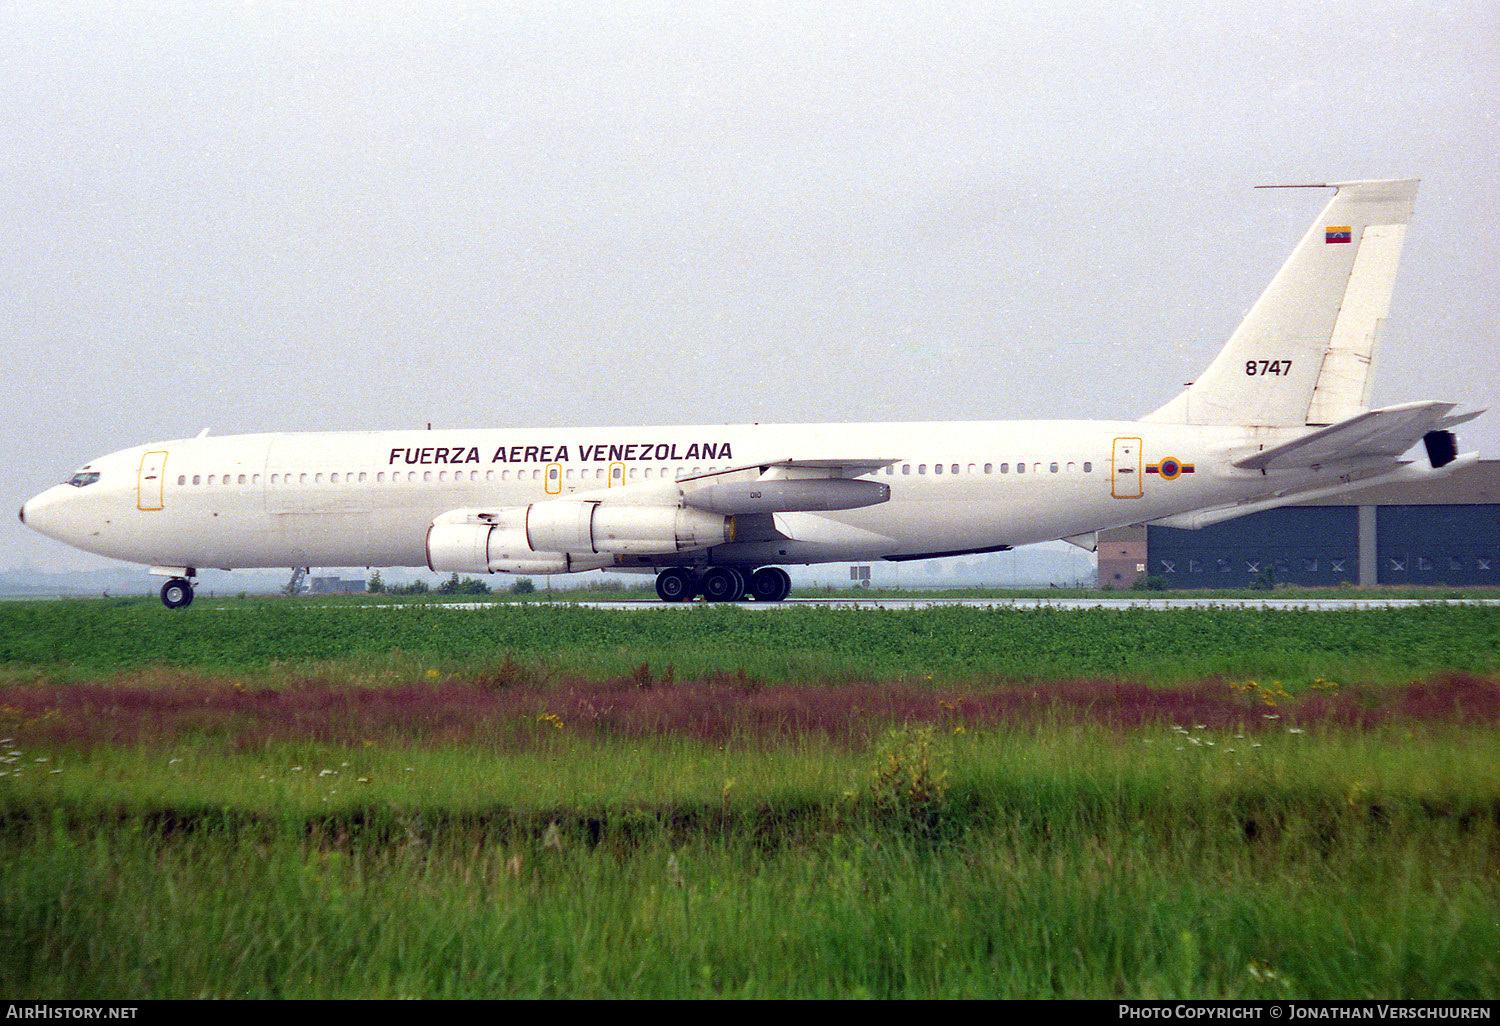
[1246,360,1292,376]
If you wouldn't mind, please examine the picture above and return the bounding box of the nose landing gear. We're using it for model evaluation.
[160,577,194,609]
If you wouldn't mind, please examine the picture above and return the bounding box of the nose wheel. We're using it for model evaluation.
[160,577,194,609]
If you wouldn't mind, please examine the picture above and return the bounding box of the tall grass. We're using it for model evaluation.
[3,720,1498,998]
[4,787,1494,997]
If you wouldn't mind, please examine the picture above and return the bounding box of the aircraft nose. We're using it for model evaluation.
[18,486,73,542]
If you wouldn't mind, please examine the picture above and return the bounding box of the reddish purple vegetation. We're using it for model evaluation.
[2,667,1497,752]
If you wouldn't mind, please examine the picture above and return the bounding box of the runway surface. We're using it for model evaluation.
[420,596,1500,612]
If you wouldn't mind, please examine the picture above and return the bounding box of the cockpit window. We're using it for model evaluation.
[66,471,101,488]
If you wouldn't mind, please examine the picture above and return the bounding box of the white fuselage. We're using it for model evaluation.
[21,418,1327,573]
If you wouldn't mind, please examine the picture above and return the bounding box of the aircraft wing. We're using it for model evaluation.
[428,455,899,572]
[1232,401,1483,471]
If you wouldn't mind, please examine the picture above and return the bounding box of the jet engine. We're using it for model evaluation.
[425,502,732,574]
[524,500,730,555]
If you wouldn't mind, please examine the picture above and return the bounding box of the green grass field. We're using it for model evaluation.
[4,597,1500,685]
[2,600,1498,998]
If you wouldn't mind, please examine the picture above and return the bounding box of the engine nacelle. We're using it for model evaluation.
[525,501,730,555]
[684,477,889,514]
[425,519,608,575]
[426,502,730,573]
[426,519,489,574]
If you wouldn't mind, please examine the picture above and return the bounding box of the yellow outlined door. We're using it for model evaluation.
[545,462,562,495]
[138,450,167,510]
[608,462,625,488]
[1111,437,1142,499]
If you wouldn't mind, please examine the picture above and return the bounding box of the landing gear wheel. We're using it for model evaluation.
[748,567,792,603]
[655,567,698,603]
[699,567,746,603]
[160,578,194,609]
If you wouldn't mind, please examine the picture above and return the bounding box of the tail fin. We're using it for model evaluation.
[1143,179,1418,427]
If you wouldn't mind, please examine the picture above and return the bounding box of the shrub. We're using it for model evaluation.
[867,725,951,836]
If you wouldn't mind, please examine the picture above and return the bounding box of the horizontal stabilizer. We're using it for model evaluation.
[1153,451,1479,530]
[1233,402,1482,471]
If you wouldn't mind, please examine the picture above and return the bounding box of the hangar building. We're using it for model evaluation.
[1098,459,1500,589]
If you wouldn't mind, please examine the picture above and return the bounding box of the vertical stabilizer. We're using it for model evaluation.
[1143,179,1417,426]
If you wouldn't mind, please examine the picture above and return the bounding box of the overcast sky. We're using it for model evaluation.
[3,0,1495,573]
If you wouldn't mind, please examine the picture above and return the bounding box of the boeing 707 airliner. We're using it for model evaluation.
[20,179,1481,606]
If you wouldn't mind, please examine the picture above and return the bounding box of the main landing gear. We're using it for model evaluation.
[654,566,792,603]
[160,577,195,609]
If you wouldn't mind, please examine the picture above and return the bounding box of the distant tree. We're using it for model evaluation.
[367,570,386,593]
[511,577,536,595]
[437,573,492,595]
